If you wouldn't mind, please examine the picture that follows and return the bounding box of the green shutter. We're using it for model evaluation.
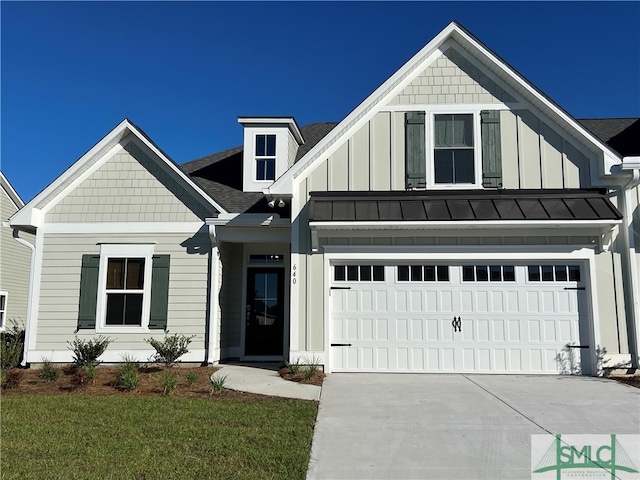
[77,254,100,330]
[481,110,503,188]
[405,112,426,188]
[149,255,170,330]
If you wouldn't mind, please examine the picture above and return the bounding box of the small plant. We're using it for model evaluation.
[74,364,96,386]
[119,370,141,391]
[38,358,61,382]
[1,320,25,371]
[117,354,140,391]
[209,373,228,394]
[185,371,198,386]
[68,336,112,368]
[145,334,195,367]
[285,358,303,375]
[159,371,179,395]
[2,368,23,389]
[119,353,140,375]
[303,356,321,380]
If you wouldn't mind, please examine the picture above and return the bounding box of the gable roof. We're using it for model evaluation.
[578,118,640,157]
[181,122,337,213]
[10,119,226,229]
[1,171,25,211]
[266,21,624,195]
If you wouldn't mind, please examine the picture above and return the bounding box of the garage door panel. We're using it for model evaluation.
[330,263,586,374]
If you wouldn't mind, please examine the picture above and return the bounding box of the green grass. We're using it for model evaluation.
[1,395,318,480]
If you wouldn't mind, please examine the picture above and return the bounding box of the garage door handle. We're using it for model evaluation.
[564,287,585,290]
[567,345,589,349]
[452,316,462,333]
[331,286,351,290]
[331,343,352,347]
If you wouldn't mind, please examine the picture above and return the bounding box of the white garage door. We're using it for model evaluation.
[330,263,588,374]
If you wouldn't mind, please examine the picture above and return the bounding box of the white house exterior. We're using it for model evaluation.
[9,22,640,375]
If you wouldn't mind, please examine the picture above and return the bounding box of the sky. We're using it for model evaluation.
[1,1,639,203]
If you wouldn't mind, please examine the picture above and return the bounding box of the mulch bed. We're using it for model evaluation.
[609,375,640,389]
[2,363,324,399]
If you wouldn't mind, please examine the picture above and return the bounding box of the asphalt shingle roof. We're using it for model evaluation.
[181,122,337,214]
[578,118,640,157]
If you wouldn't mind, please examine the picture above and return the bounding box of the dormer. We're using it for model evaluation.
[238,117,304,192]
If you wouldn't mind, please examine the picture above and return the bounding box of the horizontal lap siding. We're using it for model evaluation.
[35,233,210,351]
[1,192,33,324]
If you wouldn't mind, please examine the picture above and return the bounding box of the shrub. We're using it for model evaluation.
[68,336,112,368]
[209,373,228,394]
[185,371,198,386]
[145,334,195,367]
[1,321,25,371]
[119,370,141,391]
[159,371,179,395]
[2,368,23,389]
[38,358,61,382]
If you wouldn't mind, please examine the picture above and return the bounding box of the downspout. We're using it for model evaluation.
[206,223,220,364]
[10,228,36,366]
[620,159,640,368]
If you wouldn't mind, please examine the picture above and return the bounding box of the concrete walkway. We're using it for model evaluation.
[215,363,321,401]
[307,374,640,480]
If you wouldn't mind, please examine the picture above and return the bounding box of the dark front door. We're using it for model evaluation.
[245,268,285,356]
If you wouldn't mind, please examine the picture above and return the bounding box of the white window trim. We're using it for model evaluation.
[95,244,154,334]
[0,291,7,330]
[426,110,483,190]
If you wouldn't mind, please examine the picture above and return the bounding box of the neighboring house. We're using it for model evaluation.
[9,22,640,374]
[1,172,34,330]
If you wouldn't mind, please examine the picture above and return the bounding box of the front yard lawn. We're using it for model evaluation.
[1,395,318,480]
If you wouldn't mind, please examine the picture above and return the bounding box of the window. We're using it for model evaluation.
[397,265,449,282]
[528,265,581,282]
[96,244,154,332]
[255,134,276,181]
[434,114,474,184]
[249,254,284,264]
[334,265,385,282]
[462,265,515,282]
[0,292,7,329]
[105,258,145,326]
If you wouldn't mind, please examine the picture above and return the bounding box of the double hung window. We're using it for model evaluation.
[96,244,154,332]
[433,114,475,184]
[255,134,276,181]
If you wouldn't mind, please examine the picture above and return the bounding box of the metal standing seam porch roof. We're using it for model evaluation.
[308,189,623,223]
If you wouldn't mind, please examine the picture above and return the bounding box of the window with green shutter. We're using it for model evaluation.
[80,245,169,333]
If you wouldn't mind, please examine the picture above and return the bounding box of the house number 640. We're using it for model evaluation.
[292,264,297,284]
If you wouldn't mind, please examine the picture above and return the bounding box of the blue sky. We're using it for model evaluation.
[2,1,639,202]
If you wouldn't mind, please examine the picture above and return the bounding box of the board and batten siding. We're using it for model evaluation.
[46,139,214,223]
[301,109,593,197]
[1,190,33,325]
[35,233,210,352]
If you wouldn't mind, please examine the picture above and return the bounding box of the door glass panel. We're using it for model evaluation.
[555,265,568,281]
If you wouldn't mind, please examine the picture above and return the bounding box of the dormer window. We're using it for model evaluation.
[256,134,276,181]
[238,117,304,192]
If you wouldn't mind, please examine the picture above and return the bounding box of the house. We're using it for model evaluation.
[9,22,640,374]
[1,172,34,331]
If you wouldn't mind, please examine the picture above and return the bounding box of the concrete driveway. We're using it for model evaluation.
[306,374,640,480]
